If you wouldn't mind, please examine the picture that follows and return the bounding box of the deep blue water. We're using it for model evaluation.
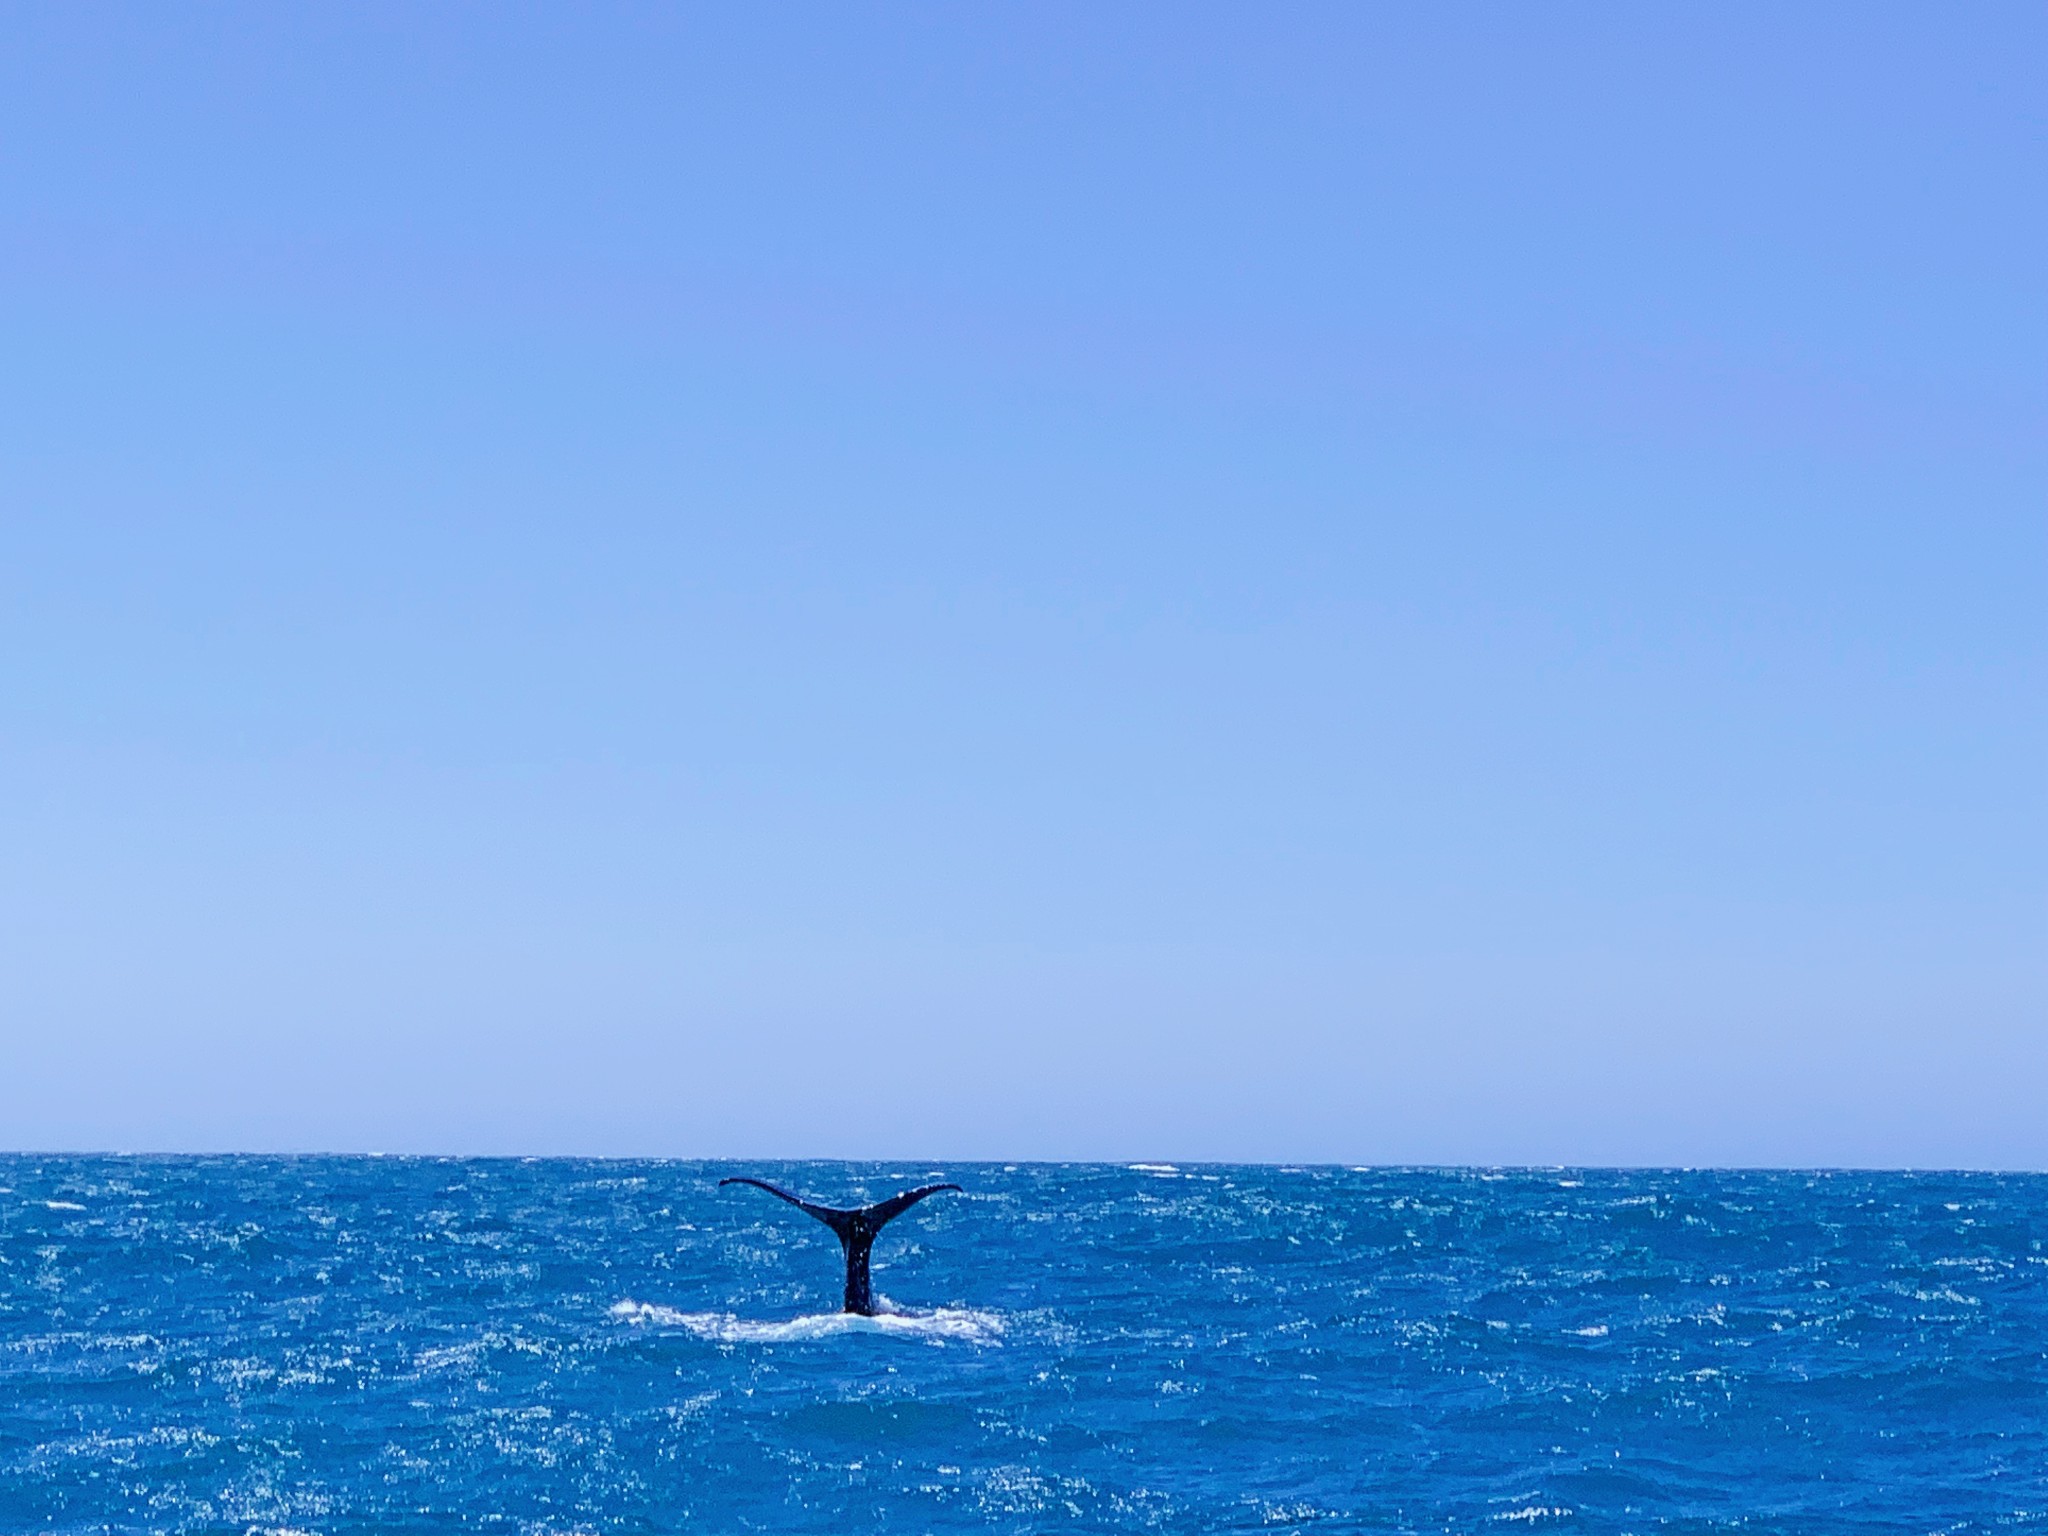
[4,1159,2047,1534]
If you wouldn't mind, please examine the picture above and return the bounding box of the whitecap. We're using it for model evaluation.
[609,1299,1002,1345]
[1128,1163,1179,1175]
[43,1200,86,1212]
[1911,1287,1980,1307]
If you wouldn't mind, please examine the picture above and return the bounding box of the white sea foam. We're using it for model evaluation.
[608,1299,1003,1345]
[1128,1163,1179,1175]
[44,1200,86,1212]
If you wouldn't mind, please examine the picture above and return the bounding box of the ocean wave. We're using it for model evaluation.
[13,1158,2048,1532]
[608,1299,1003,1345]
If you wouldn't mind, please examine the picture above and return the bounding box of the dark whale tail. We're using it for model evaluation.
[718,1177,962,1315]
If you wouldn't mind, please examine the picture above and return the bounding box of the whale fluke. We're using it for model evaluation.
[718,1177,962,1315]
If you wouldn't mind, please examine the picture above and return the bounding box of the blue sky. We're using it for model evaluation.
[2,5,2042,1164]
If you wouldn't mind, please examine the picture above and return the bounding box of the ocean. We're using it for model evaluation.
[3,1157,2045,1533]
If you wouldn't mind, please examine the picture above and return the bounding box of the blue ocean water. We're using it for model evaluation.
[4,1159,2046,1534]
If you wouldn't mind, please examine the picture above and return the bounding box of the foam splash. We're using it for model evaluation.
[609,1299,1003,1345]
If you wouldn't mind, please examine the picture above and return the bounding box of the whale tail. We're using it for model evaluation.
[718,1177,962,1315]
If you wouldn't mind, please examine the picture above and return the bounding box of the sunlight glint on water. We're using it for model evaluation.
[3,1158,2046,1533]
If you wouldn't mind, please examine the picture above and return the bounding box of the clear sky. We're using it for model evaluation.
[2,5,2042,1165]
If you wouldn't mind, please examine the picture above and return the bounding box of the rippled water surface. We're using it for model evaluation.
[4,1158,2046,1533]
